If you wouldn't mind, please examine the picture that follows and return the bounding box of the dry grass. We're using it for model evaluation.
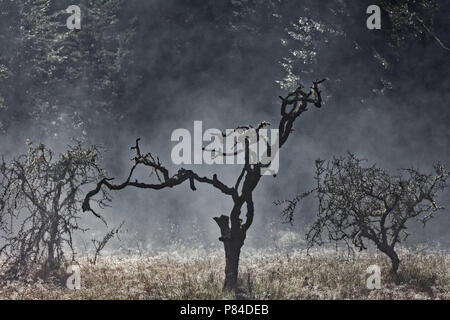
[1,248,449,300]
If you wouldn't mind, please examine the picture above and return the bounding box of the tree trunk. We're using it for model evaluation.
[388,250,400,283]
[48,187,62,273]
[378,244,400,283]
[382,247,400,276]
[213,214,245,292]
[47,215,59,272]
[223,237,243,291]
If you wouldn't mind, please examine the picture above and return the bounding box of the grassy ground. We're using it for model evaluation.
[1,248,449,299]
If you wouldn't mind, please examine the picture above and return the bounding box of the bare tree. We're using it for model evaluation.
[91,222,124,265]
[279,153,448,279]
[82,80,326,291]
[0,141,109,282]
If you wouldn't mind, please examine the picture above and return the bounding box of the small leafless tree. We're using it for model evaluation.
[82,80,326,292]
[0,141,109,282]
[279,153,449,278]
[91,222,124,265]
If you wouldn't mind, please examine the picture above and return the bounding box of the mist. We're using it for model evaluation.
[1,0,449,255]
